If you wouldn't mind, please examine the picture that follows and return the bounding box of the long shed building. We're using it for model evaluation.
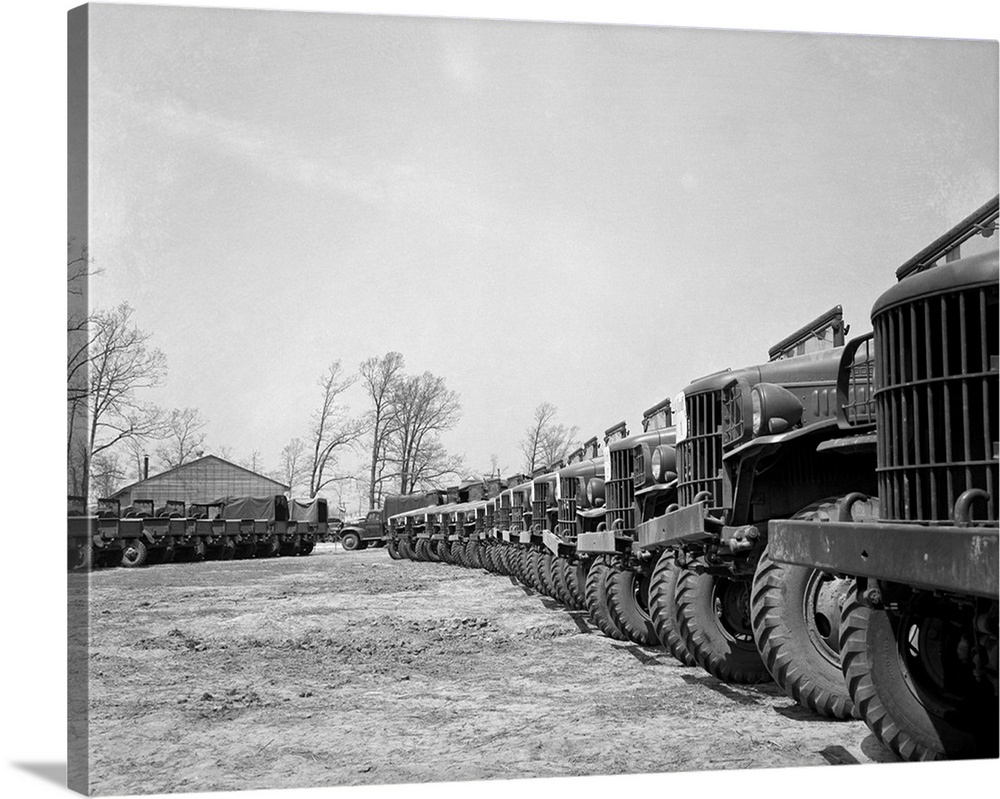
[109,455,290,508]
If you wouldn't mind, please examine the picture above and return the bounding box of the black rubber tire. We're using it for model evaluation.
[386,538,403,560]
[648,549,697,666]
[299,540,315,556]
[607,561,660,646]
[235,542,256,559]
[585,559,629,641]
[751,543,856,719]
[69,543,92,571]
[399,538,416,560]
[549,555,570,605]
[191,539,207,562]
[525,549,544,591]
[255,537,280,558]
[425,539,442,563]
[466,541,483,570]
[675,567,770,684]
[569,558,589,610]
[341,532,361,552]
[279,536,300,557]
[479,543,495,572]
[538,551,558,599]
[413,538,431,562]
[839,583,998,761]
[121,539,148,568]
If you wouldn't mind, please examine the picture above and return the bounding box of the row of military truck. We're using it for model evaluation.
[67,494,332,568]
[378,196,999,764]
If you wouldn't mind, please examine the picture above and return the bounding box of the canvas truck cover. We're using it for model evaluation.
[219,495,289,521]
[289,497,329,524]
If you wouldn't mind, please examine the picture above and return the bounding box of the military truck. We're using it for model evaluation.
[542,437,606,610]
[575,408,677,645]
[634,304,880,721]
[769,196,999,758]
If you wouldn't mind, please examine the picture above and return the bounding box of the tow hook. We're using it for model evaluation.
[724,526,759,553]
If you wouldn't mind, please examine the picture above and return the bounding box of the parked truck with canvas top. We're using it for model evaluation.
[768,195,999,758]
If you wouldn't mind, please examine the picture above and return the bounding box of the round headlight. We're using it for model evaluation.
[651,447,663,482]
[751,387,763,435]
[586,478,605,507]
[650,445,676,483]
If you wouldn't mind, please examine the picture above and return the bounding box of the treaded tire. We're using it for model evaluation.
[299,540,315,556]
[466,541,483,570]
[528,549,546,592]
[607,562,660,645]
[386,539,403,560]
[279,536,300,557]
[255,537,280,558]
[751,543,856,719]
[839,582,997,761]
[569,558,589,610]
[538,551,558,599]
[399,538,416,560]
[121,539,148,568]
[648,549,696,666]
[550,556,574,607]
[426,539,443,563]
[585,559,629,641]
[191,539,207,562]
[675,567,770,684]
[437,539,453,564]
[341,532,361,552]
[414,538,431,561]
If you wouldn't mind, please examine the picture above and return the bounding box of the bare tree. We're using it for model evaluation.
[240,449,264,474]
[275,438,307,496]
[74,302,167,500]
[488,453,502,479]
[405,435,465,491]
[90,451,127,499]
[387,371,462,494]
[307,361,365,497]
[520,402,578,473]
[216,445,235,461]
[359,352,405,508]
[155,407,207,470]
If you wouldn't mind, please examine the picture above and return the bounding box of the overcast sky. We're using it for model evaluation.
[84,3,998,501]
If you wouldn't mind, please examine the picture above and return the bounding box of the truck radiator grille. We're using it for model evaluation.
[558,477,578,534]
[606,448,635,535]
[875,282,998,525]
[678,390,724,509]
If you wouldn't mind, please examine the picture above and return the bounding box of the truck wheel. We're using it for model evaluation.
[255,537,280,558]
[548,556,571,606]
[299,540,315,555]
[524,549,542,590]
[538,551,558,598]
[219,536,236,560]
[413,538,430,561]
[398,538,414,560]
[569,558,589,610]
[69,543,92,571]
[607,562,660,646]
[386,539,403,560]
[425,539,442,563]
[192,539,207,562]
[340,532,361,552]
[279,536,300,557]
[751,543,856,719]
[648,549,696,666]
[585,559,629,641]
[840,583,997,761]
[437,539,453,564]
[235,542,256,559]
[121,539,148,568]
[675,568,770,684]
[466,541,481,569]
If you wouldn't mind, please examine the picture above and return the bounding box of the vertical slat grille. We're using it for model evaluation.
[678,390,725,508]
[842,336,877,426]
[606,448,635,535]
[875,283,998,524]
[533,482,549,530]
[497,495,510,529]
[558,476,578,536]
[511,492,526,532]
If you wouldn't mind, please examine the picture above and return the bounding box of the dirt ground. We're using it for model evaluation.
[84,543,898,795]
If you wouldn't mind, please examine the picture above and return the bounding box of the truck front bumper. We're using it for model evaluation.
[769,518,999,600]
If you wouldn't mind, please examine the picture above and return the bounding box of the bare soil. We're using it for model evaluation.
[85,544,897,795]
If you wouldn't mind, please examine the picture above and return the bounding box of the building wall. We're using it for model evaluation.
[113,457,287,508]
